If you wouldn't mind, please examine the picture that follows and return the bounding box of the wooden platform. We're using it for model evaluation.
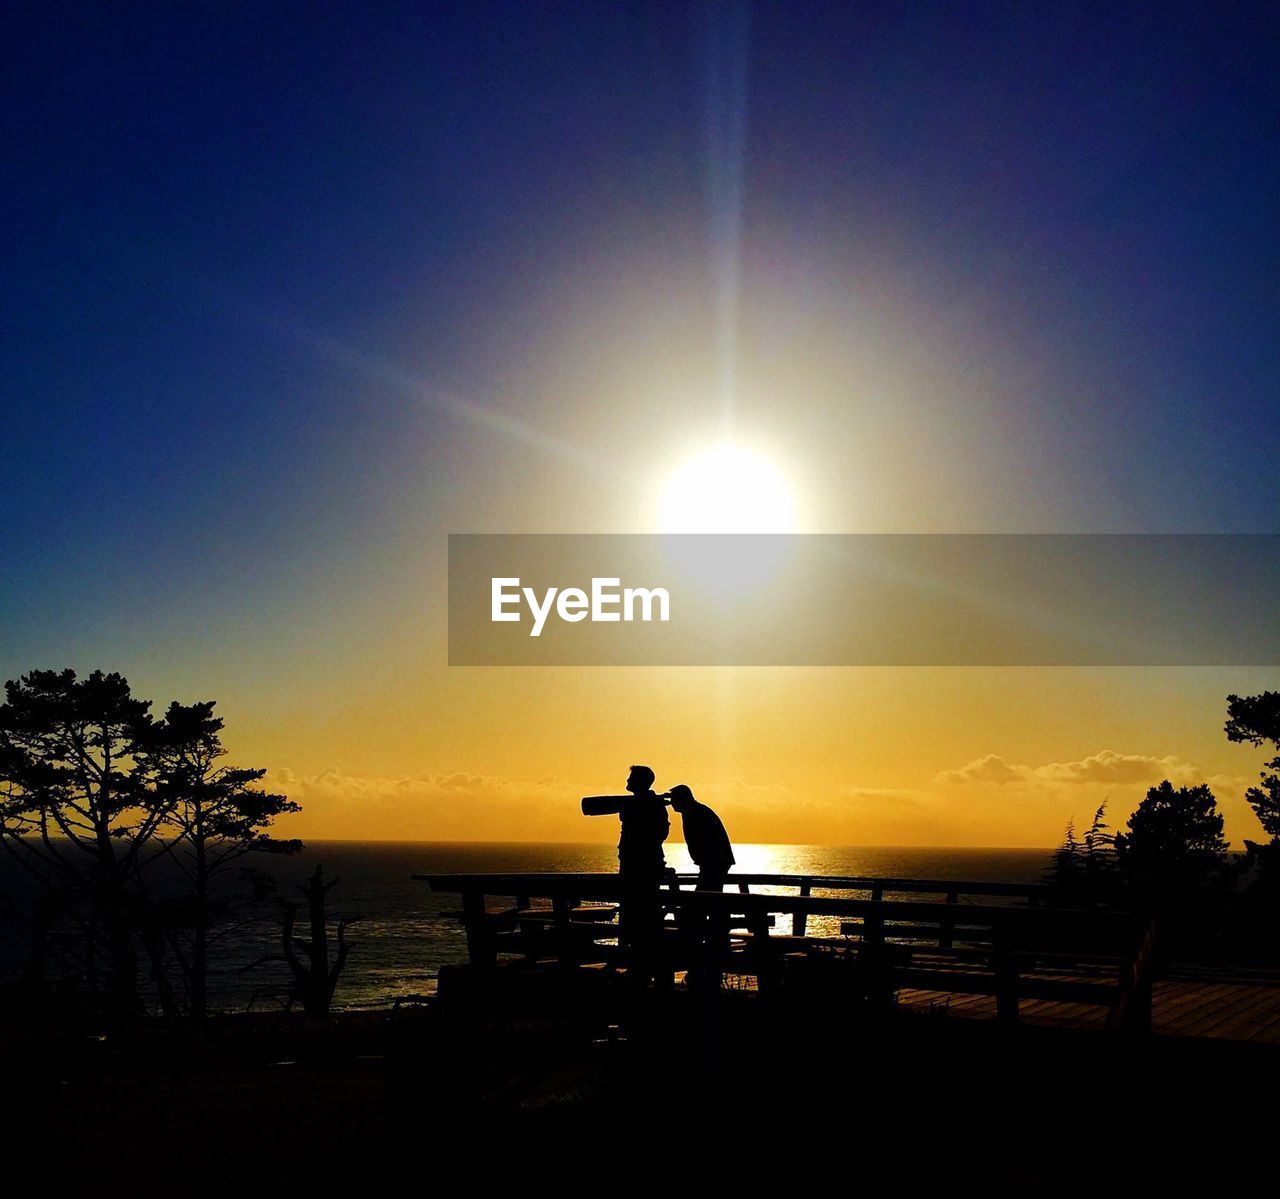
[423,870,1280,1046]
[898,974,1280,1043]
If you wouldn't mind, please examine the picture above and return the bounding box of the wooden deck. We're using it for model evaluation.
[422,870,1280,1046]
[898,972,1280,1043]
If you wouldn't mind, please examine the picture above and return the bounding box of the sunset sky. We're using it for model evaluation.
[3,4,1276,847]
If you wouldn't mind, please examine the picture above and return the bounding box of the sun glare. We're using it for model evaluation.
[658,443,798,534]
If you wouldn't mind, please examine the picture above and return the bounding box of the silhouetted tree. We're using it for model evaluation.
[0,669,163,1019]
[1045,819,1083,899]
[245,866,356,1017]
[1046,803,1118,906]
[1114,781,1228,909]
[1223,689,1280,936]
[1225,691,1280,872]
[142,700,302,1020]
[1082,802,1115,859]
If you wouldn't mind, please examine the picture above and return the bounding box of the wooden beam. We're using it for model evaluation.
[993,926,1019,1025]
[415,871,1047,903]
[940,889,958,950]
[461,888,496,969]
[794,879,811,937]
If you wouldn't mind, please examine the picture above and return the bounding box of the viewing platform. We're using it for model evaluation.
[419,870,1280,1045]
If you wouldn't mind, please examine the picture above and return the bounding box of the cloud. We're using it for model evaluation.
[836,786,927,810]
[263,756,1258,848]
[264,768,930,846]
[272,766,554,803]
[935,749,1206,788]
[264,766,586,839]
[935,754,1025,786]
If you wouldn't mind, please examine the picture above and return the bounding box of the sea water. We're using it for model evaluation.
[0,840,1052,1011]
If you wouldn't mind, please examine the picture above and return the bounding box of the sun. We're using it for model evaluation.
[657,443,798,534]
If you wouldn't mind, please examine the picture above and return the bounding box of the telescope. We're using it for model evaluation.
[582,792,671,816]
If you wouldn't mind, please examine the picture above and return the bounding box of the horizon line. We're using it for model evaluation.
[283,837,1063,850]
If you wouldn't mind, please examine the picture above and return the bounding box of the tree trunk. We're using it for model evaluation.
[24,891,59,989]
[302,867,332,1016]
[95,737,138,1022]
[104,887,139,1022]
[192,835,208,1022]
[282,867,350,1018]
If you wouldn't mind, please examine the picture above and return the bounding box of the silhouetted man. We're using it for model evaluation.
[669,784,734,991]
[616,764,669,880]
[581,765,670,988]
[669,784,734,890]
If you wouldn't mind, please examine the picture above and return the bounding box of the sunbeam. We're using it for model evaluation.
[704,1,752,432]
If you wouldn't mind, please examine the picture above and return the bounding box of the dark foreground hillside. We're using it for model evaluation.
[8,984,1274,1186]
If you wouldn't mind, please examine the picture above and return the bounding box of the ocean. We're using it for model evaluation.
[0,840,1053,1012]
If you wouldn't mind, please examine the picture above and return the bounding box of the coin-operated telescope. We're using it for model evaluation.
[581,792,671,816]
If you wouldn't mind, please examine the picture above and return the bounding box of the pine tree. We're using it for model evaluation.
[1226,692,1280,837]
[1114,781,1228,906]
[142,700,301,1020]
[1045,818,1083,902]
[0,669,163,1019]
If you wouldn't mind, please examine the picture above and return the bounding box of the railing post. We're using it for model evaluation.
[794,880,811,937]
[993,922,1018,1024]
[462,888,496,969]
[552,893,573,966]
[856,894,893,1006]
[1129,970,1154,1034]
[940,889,958,950]
[1108,915,1158,1034]
[864,894,884,946]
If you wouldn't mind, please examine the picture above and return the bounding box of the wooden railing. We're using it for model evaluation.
[414,871,1044,901]
[1106,915,1160,1034]
[419,871,1153,1032]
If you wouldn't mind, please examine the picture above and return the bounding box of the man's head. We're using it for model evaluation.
[668,784,694,813]
[626,764,656,794]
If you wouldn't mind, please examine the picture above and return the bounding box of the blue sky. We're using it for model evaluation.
[2,4,1276,804]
